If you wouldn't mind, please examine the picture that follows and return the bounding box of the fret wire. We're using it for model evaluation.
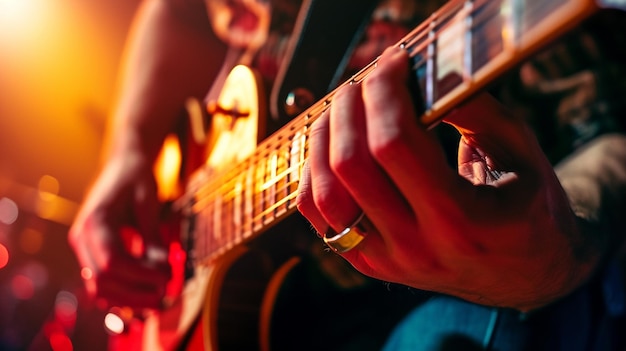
[469,1,507,72]
[197,179,303,260]
[212,191,222,253]
[253,155,265,231]
[269,178,304,208]
[188,0,528,214]
[185,0,469,206]
[253,192,299,222]
[408,0,511,108]
[193,200,204,263]
[404,3,467,67]
[200,190,212,260]
[187,117,307,206]
[502,0,519,48]
[402,0,491,70]
[224,182,233,254]
[526,0,570,34]
[193,145,306,260]
[463,0,474,80]
[472,0,504,26]
[243,165,254,238]
[230,174,241,247]
[469,32,505,74]
[205,193,213,259]
[188,0,581,263]
[263,150,277,225]
[426,20,437,109]
[233,177,243,244]
[464,0,502,75]
[185,0,572,208]
[288,130,305,203]
[191,131,308,216]
[275,146,290,216]
[220,173,241,249]
[193,191,203,260]
[401,0,465,50]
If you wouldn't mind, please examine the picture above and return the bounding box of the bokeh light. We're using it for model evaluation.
[48,331,73,351]
[104,312,125,335]
[38,175,60,201]
[55,290,78,326]
[0,0,47,50]
[19,227,44,255]
[11,274,35,300]
[22,260,49,289]
[0,243,9,269]
[0,0,38,24]
[154,134,182,201]
[0,197,19,225]
[80,267,93,281]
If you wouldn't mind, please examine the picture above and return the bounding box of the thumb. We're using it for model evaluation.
[133,177,169,266]
[444,93,539,170]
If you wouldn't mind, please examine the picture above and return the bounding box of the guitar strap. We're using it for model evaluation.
[268,0,380,127]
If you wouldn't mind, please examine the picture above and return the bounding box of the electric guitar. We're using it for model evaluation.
[111,0,625,350]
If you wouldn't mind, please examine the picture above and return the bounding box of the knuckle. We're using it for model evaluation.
[369,128,408,163]
[329,145,368,178]
[309,118,328,138]
[313,186,340,215]
[363,66,388,92]
[334,81,359,102]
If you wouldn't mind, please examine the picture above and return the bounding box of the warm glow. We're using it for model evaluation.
[36,175,61,218]
[0,0,125,209]
[48,331,73,351]
[22,261,49,288]
[55,291,78,325]
[0,0,37,24]
[500,3,514,50]
[154,134,182,201]
[19,228,44,254]
[80,267,93,281]
[35,195,79,226]
[35,195,59,221]
[11,274,35,300]
[0,0,47,49]
[104,312,125,335]
[38,175,60,201]
[0,244,8,269]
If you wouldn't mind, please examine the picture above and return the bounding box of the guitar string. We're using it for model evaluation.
[189,0,553,261]
[188,0,573,261]
[189,0,532,208]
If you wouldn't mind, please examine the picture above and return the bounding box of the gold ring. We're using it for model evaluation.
[323,213,373,253]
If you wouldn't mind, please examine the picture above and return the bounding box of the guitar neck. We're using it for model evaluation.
[186,0,608,265]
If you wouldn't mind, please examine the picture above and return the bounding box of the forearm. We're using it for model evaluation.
[104,0,227,164]
[555,133,626,286]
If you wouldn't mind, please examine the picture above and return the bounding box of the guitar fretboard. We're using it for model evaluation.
[184,0,601,266]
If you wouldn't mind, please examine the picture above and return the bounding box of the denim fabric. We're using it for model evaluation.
[383,296,529,351]
[383,269,625,351]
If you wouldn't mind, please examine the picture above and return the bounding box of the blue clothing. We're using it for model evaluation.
[383,262,625,351]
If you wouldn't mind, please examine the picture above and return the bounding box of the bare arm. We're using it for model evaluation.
[105,0,227,163]
[556,133,626,267]
[69,0,227,309]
